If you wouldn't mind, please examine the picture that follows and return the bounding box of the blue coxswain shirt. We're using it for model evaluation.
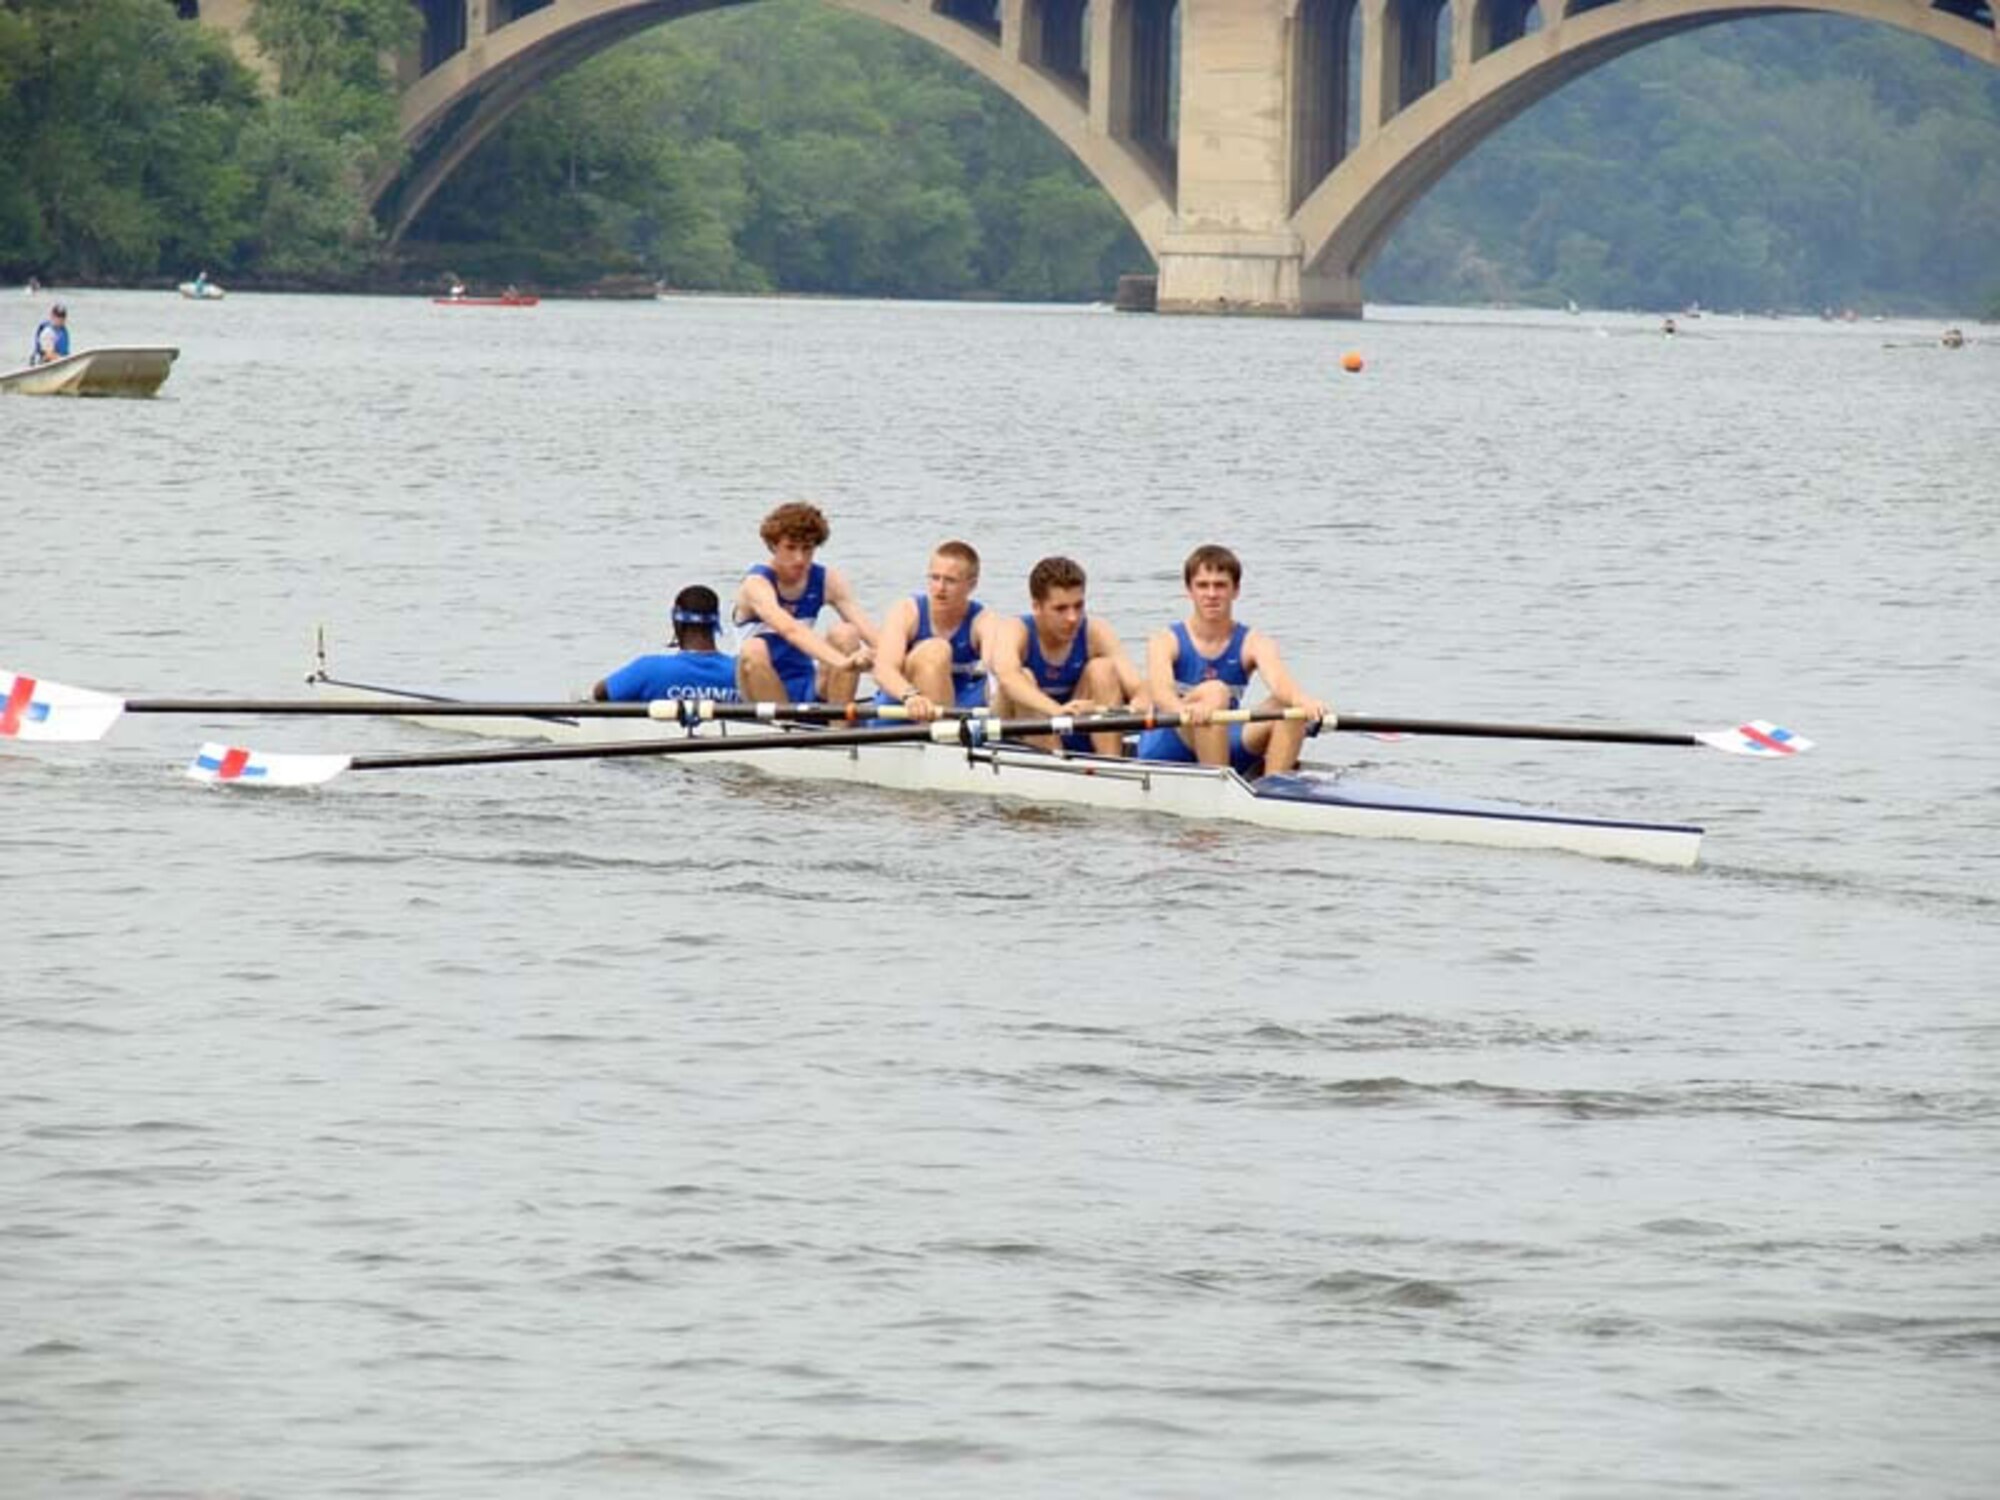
[601,650,741,703]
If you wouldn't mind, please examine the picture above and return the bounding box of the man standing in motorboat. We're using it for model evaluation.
[732,501,877,704]
[1135,544,1329,777]
[868,540,996,722]
[988,555,1146,756]
[29,302,67,366]
[593,585,741,703]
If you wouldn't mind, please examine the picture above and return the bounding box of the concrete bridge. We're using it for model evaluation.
[198,0,1999,315]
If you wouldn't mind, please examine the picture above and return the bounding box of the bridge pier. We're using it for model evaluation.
[1156,0,1362,315]
[1156,232,1364,317]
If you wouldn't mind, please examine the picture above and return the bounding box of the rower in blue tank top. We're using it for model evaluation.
[1022,608,1089,699]
[1134,544,1330,776]
[731,500,877,705]
[870,541,996,719]
[592,584,741,703]
[739,560,825,702]
[989,555,1146,757]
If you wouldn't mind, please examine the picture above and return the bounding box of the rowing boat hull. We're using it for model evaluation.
[432,296,539,308]
[315,677,1703,866]
[0,346,179,397]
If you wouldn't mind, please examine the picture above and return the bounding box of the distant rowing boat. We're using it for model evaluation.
[178,281,225,301]
[0,346,179,398]
[310,672,1707,867]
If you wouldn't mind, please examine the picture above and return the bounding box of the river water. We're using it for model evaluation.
[4,290,1995,1498]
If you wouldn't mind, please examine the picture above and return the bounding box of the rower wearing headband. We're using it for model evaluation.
[592,584,742,702]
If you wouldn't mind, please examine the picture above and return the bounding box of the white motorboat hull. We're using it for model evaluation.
[0,346,179,397]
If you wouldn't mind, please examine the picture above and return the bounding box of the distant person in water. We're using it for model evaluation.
[30,303,68,366]
[1662,316,1678,336]
[592,585,740,703]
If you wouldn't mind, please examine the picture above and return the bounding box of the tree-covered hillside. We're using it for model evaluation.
[403,5,1142,302]
[407,4,2000,313]
[2,0,1996,314]
[0,0,414,282]
[1372,17,2000,312]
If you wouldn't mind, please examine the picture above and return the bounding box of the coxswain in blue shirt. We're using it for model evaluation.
[592,584,741,703]
[870,540,995,721]
[30,302,69,366]
[988,555,1146,757]
[1135,543,1329,776]
[732,500,877,705]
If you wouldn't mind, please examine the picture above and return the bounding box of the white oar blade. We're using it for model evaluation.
[1694,720,1814,757]
[187,742,351,787]
[1,670,126,742]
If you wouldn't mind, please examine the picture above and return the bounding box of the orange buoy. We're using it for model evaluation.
[1340,351,1364,373]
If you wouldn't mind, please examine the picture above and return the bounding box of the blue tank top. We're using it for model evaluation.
[737,562,827,680]
[1169,621,1251,707]
[1022,613,1089,700]
[915,596,987,686]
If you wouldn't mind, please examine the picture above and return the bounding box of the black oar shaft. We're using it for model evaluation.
[1335,715,1697,748]
[131,698,656,717]
[339,708,1307,774]
[126,698,1690,746]
[347,722,935,772]
[127,697,972,722]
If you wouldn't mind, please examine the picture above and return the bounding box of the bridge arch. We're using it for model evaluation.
[199,0,1999,312]
[1292,0,2000,298]
[381,0,1182,249]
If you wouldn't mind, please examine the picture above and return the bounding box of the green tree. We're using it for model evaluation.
[242,0,416,277]
[0,0,258,281]
[1376,18,2000,312]
[406,3,1146,300]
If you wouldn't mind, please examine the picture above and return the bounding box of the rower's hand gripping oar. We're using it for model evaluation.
[184,707,1324,787]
